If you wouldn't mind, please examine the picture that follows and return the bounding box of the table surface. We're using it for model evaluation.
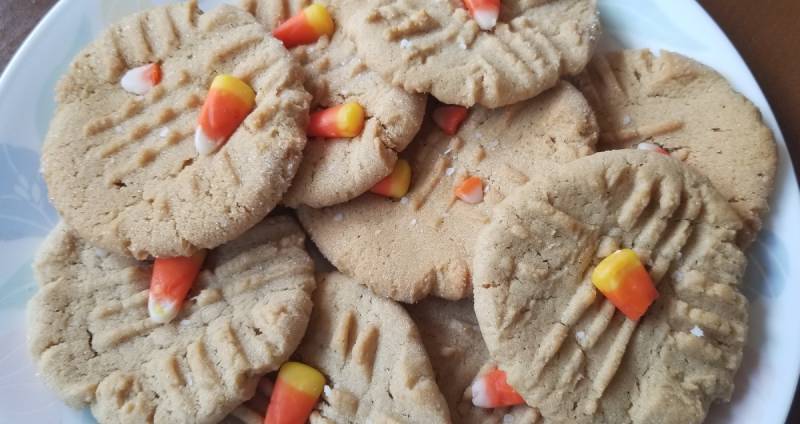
[1,0,799,422]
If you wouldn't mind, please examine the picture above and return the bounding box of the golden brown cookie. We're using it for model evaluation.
[298,273,451,423]
[574,49,777,244]
[42,2,311,259]
[299,81,597,303]
[28,216,316,424]
[242,0,427,208]
[408,298,540,424]
[474,150,749,424]
[334,0,600,107]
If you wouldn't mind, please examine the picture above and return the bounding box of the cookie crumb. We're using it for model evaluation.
[690,325,704,338]
[400,196,409,205]
[400,39,413,49]
[159,127,170,138]
[445,167,455,176]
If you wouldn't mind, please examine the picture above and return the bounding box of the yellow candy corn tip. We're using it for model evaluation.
[336,102,365,137]
[591,249,642,293]
[392,159,412,194]
[304,4,335,36]
[278,362,326,398]
[148,295,178,324]
[210,75,256,107]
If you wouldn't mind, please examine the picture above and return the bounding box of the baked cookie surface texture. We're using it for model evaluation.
[242,0,427,208]
[300,81,597,302]
[474,150,749,424]
[575,49,777,243]
[42,2,311,259]
[28,216,316,424]
[336,0,599,107]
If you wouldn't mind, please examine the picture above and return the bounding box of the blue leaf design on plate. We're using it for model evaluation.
[743,229,788,299]
[0,260,37,308]
[0,144,58,240]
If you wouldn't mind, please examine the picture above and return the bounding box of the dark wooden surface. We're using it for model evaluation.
[1,0,798,422]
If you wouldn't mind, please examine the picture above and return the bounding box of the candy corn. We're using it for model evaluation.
[120,63,162,95]
[265,362,325,424]
[273,4,335,49]
[195,75,256,155]
[371,159,411,198]
[148,250,207,323]
[463,0,501,31]
[637,142,669,156]
[591,249,659,321]
[307,102,365,138]
[455,176,484,204]
[471,368,525,408]
[432,105,468,135]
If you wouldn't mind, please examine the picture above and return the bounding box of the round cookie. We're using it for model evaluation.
[241,0,427,208]
[42,2,311,259]
[333,0,599,107]
[574,49,777,244]
[407,298,540,424]
[295,272,451,423]
[299,81,598,303]
[28,216,316,424]
[473,151,749,424]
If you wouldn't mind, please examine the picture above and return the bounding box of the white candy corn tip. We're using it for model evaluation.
[637,142,669,155]
[194,126,219,156]
[148,294,178,324]
[458,186,484,204]
[121,64,156,95]
[471,377,492,408]
[473,9,499,31]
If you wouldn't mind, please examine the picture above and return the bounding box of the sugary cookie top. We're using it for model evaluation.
[334,0,599,107]
[29,216,316,424]
[474,150,748,424]
[42,2,310,259]
[299,81,597,303]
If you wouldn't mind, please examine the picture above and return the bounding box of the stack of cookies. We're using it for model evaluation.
[28,1,778,423]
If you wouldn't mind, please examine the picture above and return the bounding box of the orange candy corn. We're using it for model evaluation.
[265,362,325,424]
[273,4,335,48]
[637,142,670,156]
[591,249,659,321]
[463,0,501,31]
[432,105,468,135]
[148,250,207,323]
[195,75,256,155]
[307,102,365,138]
[120,63,162,95]
[371,159,411,199]
[455,176,484,204]
[471,368,525,408]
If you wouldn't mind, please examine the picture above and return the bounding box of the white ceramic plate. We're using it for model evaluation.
[0,0,798,422]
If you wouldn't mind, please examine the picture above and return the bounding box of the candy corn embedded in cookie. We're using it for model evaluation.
[265,362,325,424]
[432,105,469,135]
[148,250,207,323]
[637,142,670,156]
[273,4,335,48]
[120,63,162,95]
[471,368,525,408]
[195,75,256,155]
[307,102,365,138]
[371,159,411,198]
[591,249,659,321]
[455,176,484,204]
[463,0,501,31]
